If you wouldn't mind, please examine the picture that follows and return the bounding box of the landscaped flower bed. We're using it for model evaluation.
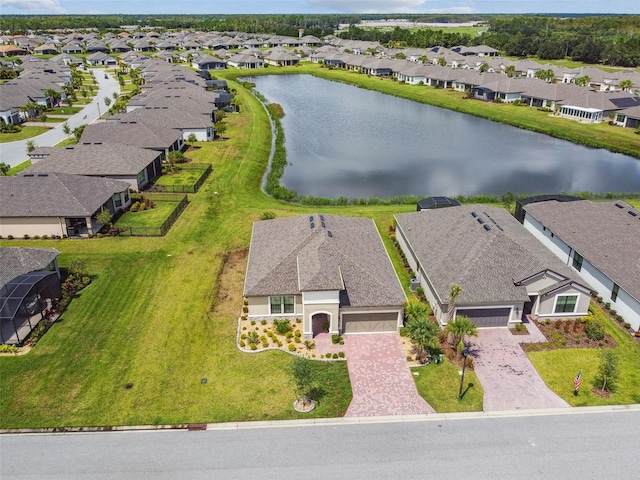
[522,317,617,352]
[237,317,345,359]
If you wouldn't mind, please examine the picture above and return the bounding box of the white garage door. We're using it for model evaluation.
[457,308,510,328]
[342,312,399,333]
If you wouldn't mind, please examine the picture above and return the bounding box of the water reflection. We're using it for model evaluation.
[251,75,640,197]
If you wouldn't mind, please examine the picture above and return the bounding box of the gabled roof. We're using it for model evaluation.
[79,122,182,150]
[0,247,60,289]
[0,173,129,218]
[395,205,588,304]
[523,200,640,303]
[244,215,406,308]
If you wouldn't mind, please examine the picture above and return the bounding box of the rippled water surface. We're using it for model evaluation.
[251,75,640,198]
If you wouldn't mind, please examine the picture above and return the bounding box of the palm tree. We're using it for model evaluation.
[407,316,441,363]
[575,75,590,87]
[447,284,463,324]
[44,88,61,108]
[0,162,10,175]
[445,315,478,358]
[26,139,37,153]
[505,65,516,78]
[618,79,633,91]
[404,300,430,324]
[437,56,447,67]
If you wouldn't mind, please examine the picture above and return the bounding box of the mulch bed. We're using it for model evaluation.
[521,319,617,352]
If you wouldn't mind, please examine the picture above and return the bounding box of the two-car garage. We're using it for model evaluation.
[455,307,511,328]
[342,312,400,334]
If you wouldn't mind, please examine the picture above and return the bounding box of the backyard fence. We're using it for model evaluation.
[121,194,189,237]
[158,163,213,194]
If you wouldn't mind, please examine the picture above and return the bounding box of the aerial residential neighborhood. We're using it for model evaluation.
[0,12,639,451]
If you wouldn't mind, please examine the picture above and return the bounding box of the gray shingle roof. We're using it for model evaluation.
[116,106,211,129]
[0,172,129,218]
[244,214,406,308]
[395,205,587,305]
[25,144,160,176]
[524,200,640,303]
[0,247,60,288]
[79,122,182,150]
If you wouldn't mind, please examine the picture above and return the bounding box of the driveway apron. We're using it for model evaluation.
[470,326,570,411]
[343,333,435,417]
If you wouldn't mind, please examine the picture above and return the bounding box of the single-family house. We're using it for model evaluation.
[0,173,131,239]
[114,106,214,142]
[192,54,227,70]
[557,91,640,123]
[0,247,62,345]
[264,51,299,67]
[520,200,640,332]
[244,214,406,337]
[85,52,117,66]
[26,143,162,191]
[226,53,264,69]
[394,205,592,327]
[614,105,640,129]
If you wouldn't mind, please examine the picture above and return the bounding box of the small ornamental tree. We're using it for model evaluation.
[291,357,315,410]
[187,133,197,148]
[103,96,111,107]
[594,349,620,393]
[26,139,37,153]
[62,122,71,135]
[96,208,112,229]
[0,162,10,176]
[214,121,227,139]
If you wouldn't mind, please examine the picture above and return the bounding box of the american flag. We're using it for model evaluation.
[574,371,582,391]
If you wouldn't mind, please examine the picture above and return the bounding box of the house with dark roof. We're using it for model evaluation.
[614,104,640,129]
[113,106,214,142]
[79,121,184,158]
[26,143,162,191]
[521,200,640,332]
[244,214,406,337]
[0,173,131,239]
[394,205,592,327]
[0,247,62,345]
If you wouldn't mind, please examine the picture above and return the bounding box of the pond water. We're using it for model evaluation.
[250,75,640,198]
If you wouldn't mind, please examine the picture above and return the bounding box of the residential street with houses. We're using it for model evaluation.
[0,68,119,168]
[1,407,638,479]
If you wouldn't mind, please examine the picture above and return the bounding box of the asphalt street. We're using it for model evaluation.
[1,407,638,479]
[0,68,120,168]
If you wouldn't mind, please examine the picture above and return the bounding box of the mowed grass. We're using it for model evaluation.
[155,169,203,186]
[116,202,180,228]
[0,79,352,428]
[412,361,484,412]
[0,126,50,143]
[528,303,640,407]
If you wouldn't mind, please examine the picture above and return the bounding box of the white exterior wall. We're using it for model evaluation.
[523,211,639,330]
[182,127,213,142]
[0,216,66,238]
[302,290,341,335]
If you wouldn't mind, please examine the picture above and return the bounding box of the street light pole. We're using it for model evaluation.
[458,348,469,400]
[96,101,101,118]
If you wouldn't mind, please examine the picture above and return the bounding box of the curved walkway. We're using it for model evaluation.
[343,333,435,417]
[470,323,570,412]
[0,67,120,168]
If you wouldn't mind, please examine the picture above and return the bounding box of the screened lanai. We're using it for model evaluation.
[0,271,61,345]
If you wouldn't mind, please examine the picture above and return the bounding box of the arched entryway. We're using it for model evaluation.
[311,313,329,337]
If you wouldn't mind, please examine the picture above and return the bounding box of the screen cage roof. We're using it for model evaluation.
[0,271,61,321]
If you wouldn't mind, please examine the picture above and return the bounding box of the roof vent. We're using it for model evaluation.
[477,217,484,224]
[483,224,491,231]
[310,222,315,229]
[327,231,333,238]
[37,173,48,177]
[628,210,638,217]
[471,211,478,217]
[308,215,314,222]
[615,203,625,209]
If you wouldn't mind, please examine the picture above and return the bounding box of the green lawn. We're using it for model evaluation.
[116,202,180,228]
[528,303,640,406]
[156,169,203,186]
[412,361,484,412]
[0,126,50,143]
[7,160,31,175]
[1,68,638,429]
[49,107,82,115]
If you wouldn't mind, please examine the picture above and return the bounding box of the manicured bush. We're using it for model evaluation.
[338,352,345,358]
[399,326,410,337]
[0,344,19,354]
[240,333,247,340]
[288,343,297,352]
[239,340,245,347]
[332,353,339,359]
[274,318,291,334]
[250,343,257,351]
[585,320,605,341]
[285,331,294,339]
[243,306,249,314]
[250,320,256,325]
[260,319,267,325]
[331,334,341,344]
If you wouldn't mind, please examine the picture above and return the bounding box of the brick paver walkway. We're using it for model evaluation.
[343,333,435,417]
[470,321,570,412]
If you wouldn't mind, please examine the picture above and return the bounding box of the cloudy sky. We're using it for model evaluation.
[0,0,637,15]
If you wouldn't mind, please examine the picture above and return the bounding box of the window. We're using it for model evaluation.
[137,171,146,186]
[124,190,130,203]
[572,252,583,272]
[555,295,578,314]
[114,192,122,208]
[269,296,295,314]
[611,284,619,302]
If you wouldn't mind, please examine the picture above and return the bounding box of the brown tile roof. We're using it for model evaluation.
[395,205,587,305]
[244,214,406,308]
[523,200,640,303]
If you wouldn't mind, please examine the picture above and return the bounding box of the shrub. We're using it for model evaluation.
[260,319,267,325]
[260,211,276,220]
[304,340,315,350]
[250,320,256,325]
[596,296,603,303]
[277,341,283,347]
[338,351,345,358]
[0,344,19,354]
[243,306,249,314]
[294,337,301,343]
[399,326,410,337]
[250,343,257,351]
[332,353,339,359]
[247,331,259,344]
[261,339,269,348]
[288,343,297,352]
[274,318,291,334]
[285,331,294,340]
[239,340,245,347]
[624,322,631,329]
[331,334,342,344]
[23,234,30,239]
[295,318,301,323]
[514,323,528,333]
[585,320,605,341]
[294,330,301,337]
[604,302,611,310]
[129,202,140,212]
[240,333,247,340]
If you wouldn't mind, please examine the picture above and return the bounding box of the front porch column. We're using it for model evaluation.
[86,216,94,236]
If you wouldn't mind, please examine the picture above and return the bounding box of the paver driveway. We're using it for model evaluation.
[470,323,570,412]
[343,333,435,417]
